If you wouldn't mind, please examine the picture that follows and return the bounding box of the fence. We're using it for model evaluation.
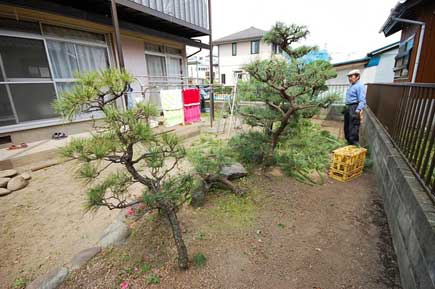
[367,83,435,199]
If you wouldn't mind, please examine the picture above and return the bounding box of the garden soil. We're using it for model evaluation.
[0,160,119,288]
[58,171,402,289]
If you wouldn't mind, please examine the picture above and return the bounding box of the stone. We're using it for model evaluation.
[70,247,101,270]
[0,169,17,178]
[98,220,130,248]
[26,267,68,289]
[191,190,206,208]
[268,167,284,177]
[0,188,12,196]
[220,163,247,180]
[7,175,28,191]
[21,172,32,180]
[0,177,10,188]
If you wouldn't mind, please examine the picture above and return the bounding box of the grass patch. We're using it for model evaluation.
[208,193,256,230]
[147,273,161,284]
[141,263,152,273]
[12,278,27,289]
[193,253,207,267]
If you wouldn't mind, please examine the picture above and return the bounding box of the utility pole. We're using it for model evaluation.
[110,0,128,107]
[208,0,214,126]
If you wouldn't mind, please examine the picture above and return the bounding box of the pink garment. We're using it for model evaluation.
[184,105,201,124]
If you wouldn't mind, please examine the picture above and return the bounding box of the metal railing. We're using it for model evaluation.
[367,83,435,198]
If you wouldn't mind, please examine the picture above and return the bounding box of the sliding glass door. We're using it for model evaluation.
[0,35,57,126]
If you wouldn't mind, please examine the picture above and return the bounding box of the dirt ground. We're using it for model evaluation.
[59,171,402,289]
[0,160,119,288]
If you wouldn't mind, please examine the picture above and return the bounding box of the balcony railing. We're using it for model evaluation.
[130,0,209,30]
[367,83,435,199]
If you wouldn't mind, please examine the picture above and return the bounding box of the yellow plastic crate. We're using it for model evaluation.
[329,145,367,182]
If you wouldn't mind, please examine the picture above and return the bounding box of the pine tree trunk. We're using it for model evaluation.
[164,206,189,270]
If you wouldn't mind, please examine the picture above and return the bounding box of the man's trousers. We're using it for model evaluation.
[344,104,360,145]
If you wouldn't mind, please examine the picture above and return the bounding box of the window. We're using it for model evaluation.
[221,74,226,84]
[46,41,109,94]
[145,43,184,107]
[272,43,282,54]
[394,36,414,79]
[232,43,237,56]
[0,19,111,127]
[0,35,57,125]
[251,40,260,54]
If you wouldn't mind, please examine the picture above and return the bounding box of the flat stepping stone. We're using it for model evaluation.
[7,175,28,191]
[98,220,130,248]
[0,188,12,197]
[0,169,17,178]
[21,172,32,180]
[26,267,68,289]
[70,247,101,270]
[0,177,10,188]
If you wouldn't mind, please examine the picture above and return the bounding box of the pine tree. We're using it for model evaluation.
[240,22,338,159]
[54,69,192,269]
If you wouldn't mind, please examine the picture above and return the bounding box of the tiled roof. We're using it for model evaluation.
[213,27,266,45]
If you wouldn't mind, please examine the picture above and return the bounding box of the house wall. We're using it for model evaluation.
[329,48,398,86]
[218,40,272,86]
[373,49,398,83]
[0,4,188,143]
[396,1,435,83]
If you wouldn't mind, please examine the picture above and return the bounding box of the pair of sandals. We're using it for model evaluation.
[52,132,68,140]
[7,143,28,150]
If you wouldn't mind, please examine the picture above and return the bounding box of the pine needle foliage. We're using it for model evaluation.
[238,22,339,156]
[55,68,192,270]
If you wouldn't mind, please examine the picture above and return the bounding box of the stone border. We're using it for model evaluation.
[362,108,435,289]
[26,209,131,289]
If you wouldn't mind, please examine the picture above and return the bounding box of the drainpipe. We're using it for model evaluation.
[392,17,426,83]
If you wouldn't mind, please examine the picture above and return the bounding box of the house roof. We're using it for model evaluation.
[333,41,399,67]
[368,41,400,56]
[213,27,266,45]
[332,57,369,68]
[380,0,428,36]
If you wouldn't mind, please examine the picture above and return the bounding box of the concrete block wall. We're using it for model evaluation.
[362,109,435,289]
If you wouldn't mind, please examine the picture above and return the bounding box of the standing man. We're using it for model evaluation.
[344,69,366,146]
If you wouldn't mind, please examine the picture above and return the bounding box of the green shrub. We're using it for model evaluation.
[193,253,207,267]
[147,273,160,284]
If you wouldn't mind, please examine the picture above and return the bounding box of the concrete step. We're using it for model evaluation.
[0,123,203,170]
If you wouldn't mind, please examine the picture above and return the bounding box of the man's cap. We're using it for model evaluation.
[347,69,361,76]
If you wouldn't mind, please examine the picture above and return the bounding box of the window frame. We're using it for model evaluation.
[393,35,414,80]
[0,18,113,132]
[251,40,260,54]
[232,42,237,56]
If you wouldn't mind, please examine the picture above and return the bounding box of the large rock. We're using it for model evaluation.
[70,247,101,270]
[0,188,12,196]
[191,190,206,208]
[21,172,32,180]
[98,220,130,248]
[220,163,248,180]
[7,175,28,191]
[0,169,17,178]
[26,267,68,289]
[0,177,10,188]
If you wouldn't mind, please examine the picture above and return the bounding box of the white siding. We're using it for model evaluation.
[218,40,272,86]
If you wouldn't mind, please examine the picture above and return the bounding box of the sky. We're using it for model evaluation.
[203,0,401,63]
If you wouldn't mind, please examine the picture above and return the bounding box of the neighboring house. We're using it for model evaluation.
[328,42,400,85]
[187,54,218,84]
[0,0,210,144]
[214,27,282,86]
[381,0,435,83]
